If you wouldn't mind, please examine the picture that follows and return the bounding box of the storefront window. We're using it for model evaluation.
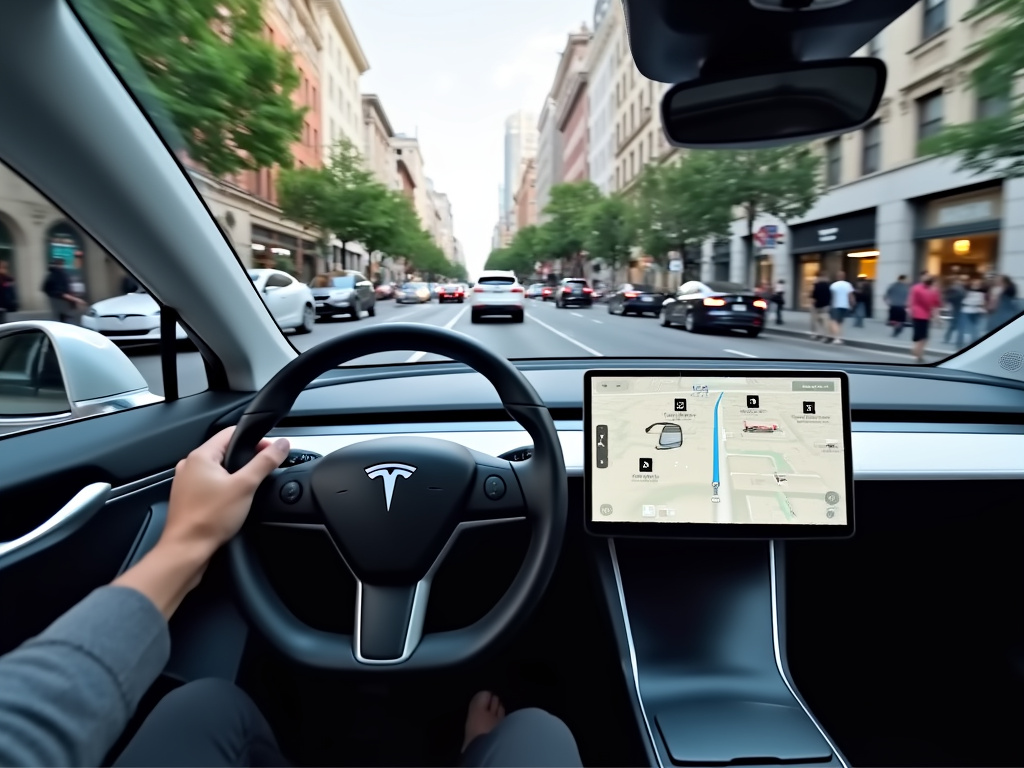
[0,218,13,272]
[921,233,998,282]
[46,221,84,267]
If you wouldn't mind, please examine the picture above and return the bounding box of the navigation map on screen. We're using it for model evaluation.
[587,373,851,529]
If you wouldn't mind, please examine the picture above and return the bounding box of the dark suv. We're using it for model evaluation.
[555,278,594,308]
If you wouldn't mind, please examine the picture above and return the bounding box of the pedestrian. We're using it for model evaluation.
[772,278,785,325]
[827,270,856,345]
[942,275,967,346]
[986,275,1019,331]
[809,273,831,340]
[909,273,942,363]
[67,254,89,323]
[41,258,85,323]
[884,274,910,337]
[852,278,868,328]
[0,260,18,324]
[961,277,987,344]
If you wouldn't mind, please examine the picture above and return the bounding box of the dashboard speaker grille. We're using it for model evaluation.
[998,351,1023,372]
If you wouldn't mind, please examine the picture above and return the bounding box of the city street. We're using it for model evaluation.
[131,298,927,397]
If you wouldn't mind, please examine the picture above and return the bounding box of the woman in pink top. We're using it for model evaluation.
[909,275,942,363]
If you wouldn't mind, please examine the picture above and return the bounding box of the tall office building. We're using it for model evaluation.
[502,110,538,227]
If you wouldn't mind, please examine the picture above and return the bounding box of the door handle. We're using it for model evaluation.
[0,483,111,570]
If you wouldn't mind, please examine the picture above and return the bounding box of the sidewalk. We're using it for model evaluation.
[763,308,957,358]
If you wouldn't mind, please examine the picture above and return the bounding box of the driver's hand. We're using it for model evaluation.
[163,426,290,557]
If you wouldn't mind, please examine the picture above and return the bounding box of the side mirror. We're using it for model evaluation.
[0,322,161,435]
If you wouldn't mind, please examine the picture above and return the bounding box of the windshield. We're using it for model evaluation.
[71,0,1023,367]
[319,276,355,289]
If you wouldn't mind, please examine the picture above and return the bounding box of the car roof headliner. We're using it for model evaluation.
[621,0,920,83]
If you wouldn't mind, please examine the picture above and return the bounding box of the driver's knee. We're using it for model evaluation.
[470,708,582,767]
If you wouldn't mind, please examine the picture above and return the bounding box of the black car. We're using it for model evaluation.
[555,278,593,308]
[660,280,768,336]
[606,283,667,316]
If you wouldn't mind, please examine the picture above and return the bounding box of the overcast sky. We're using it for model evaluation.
[344,0,594,277]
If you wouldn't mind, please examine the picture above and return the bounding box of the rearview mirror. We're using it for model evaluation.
[661,58,886,149]
[0,322,161,436]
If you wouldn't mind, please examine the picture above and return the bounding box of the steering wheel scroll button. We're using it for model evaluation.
[484,475,506,500]
[279,481,303,504]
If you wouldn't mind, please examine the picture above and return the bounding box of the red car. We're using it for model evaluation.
[437,284,465,303]
[743,421,778,433]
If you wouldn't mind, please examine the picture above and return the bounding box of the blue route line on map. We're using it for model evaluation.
[712,391,724,485]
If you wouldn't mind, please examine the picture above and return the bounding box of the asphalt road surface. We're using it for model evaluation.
[130,298,927,397]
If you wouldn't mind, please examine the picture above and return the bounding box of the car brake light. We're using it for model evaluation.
[753,299,768,309]
[511,286,524,293]
[563,287,572,294]
[624,291,640,299]
[474,286,485,292]
[704,298,726,306]
[583,287,593,294]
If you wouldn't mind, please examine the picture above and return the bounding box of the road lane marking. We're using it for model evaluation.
[528,313,604,356]
[724,348,758,358]
[405,305,468,362]
[571,312,583,318]
[592,319,603,324]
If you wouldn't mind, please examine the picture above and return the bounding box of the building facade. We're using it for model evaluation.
[731,0,1024,309]
[513,158,538,232]
[390,135,432,230]
[586,0,621,194]
[502,111,538,228]
[315,0,368,158]
[558,73,590,183]
[535,97,560,222]
[362,94,397,190]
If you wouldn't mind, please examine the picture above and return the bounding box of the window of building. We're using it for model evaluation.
[923,0,947,40]
[639,142,645,166]
[825,137,841,186]
[977,90,1011,120]
[861,120,881,175]
[917,90,944,146]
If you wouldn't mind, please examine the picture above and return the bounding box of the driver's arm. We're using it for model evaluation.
[0,428,288,767]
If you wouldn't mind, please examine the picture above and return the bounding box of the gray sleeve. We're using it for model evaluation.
[0,585,170,767]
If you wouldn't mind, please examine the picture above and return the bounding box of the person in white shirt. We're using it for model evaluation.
[828,271,856,344]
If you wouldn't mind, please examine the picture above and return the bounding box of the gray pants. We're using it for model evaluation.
[113,678,583,767]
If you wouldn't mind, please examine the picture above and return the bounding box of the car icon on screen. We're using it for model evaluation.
[646,422,683,450]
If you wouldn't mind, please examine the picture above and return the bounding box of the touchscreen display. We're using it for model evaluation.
[584,371,853,538]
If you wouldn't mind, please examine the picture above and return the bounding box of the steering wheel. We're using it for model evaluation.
[223,324,568,671]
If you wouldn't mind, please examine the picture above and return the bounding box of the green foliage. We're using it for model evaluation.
[708,146,823,225]
[633,153,734,266]
[98,0,306,176]
[538,182,604,261]
[920,0,1024,176]
[583,195,637,277]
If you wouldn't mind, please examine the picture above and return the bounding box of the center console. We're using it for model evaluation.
[584,371,853,767]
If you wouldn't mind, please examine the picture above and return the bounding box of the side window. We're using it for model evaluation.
[1,157,209,439]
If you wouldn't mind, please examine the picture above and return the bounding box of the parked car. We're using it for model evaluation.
[395,282,431,304]
[471,270,525,323]
[310,270,375,320]
[248,268,317,332]
[605,283,668,316]
[437,284,465,303]
[660,280,768,337]
[555,278,594,308]
[82,288,187,343]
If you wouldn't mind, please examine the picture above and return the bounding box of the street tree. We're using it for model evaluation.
[540,181,604,276]
[584,195,637,284]
[703,146,822,285]
[98,0,306,176]
[921,0,1024,176]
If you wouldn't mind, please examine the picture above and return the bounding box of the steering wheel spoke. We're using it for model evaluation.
[355,581,427,663]
[251,465,321,525]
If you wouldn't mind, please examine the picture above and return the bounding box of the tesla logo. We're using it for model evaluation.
[117,315,127,321]
[364,463,416,511]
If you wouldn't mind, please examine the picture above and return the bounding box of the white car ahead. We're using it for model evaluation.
[83,268,315,342]
[471,270,525,323]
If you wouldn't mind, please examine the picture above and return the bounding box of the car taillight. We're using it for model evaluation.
[563,287,572,294]
[704,298,726,306]
[624,291,640,299]
[753,299,768,309]
[474,286,485,293]
[583,287,593,294]
[511,286,524,293]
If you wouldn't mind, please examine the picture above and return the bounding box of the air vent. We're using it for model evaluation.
[998,350,1023,372]
[750,0,853,10]
[499,446,534,462]
[280,450,322,468]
